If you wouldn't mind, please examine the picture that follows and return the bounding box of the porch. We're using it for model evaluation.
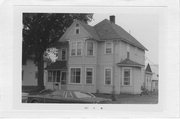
[45,61,68,90]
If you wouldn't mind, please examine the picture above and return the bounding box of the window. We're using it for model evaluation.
[48,70,61,82]
[105,68,112,85]
[87,41,94,56]
[77,42,82,56]
[70,41,82,56]
[75,24,80,34]
[76,23,79,27]
[61,49,66,60]
[71,42,76,56]
[105,42,113,54]
[70,68,81,83]
[76,29,79,34]
[122,68,131,86]
[86,68,93,84]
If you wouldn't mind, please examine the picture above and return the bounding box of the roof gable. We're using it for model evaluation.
[145,63,152,72]
[59,18,147,51]
[59,20,99,41]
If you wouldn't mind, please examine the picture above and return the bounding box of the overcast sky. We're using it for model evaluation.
[89,13,159,65]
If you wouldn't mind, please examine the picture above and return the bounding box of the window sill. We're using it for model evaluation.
[121,85,133,87]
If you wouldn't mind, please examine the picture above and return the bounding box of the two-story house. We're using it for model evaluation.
[44,15,148,94]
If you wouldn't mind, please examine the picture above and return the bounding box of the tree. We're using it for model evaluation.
[23,13,93,89]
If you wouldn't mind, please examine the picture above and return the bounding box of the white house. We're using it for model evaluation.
[44,15,148,94]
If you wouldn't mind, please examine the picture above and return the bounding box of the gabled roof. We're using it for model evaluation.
[94,19,147,50]
[117,58,144,67]
[59,18,147,51]
[145,63,152,72]
[79,21,100,41]
[45,61,67,70]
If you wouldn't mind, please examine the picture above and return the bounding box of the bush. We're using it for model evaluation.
[140,86,149,95]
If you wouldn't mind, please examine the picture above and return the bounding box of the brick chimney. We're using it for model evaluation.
[110,15,115,24]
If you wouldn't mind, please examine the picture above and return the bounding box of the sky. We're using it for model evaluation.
[88,13,159,65]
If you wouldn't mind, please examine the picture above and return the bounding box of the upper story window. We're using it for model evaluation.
[76,29,79,34]
[87,41,94,56]
[61,48,66,60]
[75,24,80,34]
[76,23,79,27]
[71,42,76,56]
[70,41,83,56]
[105,42,113,54]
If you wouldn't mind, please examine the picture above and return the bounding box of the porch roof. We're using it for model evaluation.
[117,58,144,68]
[45,61,67,70]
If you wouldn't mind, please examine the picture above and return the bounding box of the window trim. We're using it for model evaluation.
[69,67,82,84]
[70,41,83,56]
[122,67,132,86]
[105,41,113,54]
[47,70,61,83]
[86,41,94,56]
[104,67,113,85]
[61,48,67,60]
[85,67,94,84]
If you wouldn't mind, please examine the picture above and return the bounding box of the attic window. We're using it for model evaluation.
[76,24,79,27]
[76,29,79,34]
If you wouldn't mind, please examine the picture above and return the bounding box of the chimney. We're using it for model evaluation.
[110,15,115,24]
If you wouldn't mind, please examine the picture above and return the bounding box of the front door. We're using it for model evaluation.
[61,71,67,90]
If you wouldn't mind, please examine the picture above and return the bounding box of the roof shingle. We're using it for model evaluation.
[117,58,144,67]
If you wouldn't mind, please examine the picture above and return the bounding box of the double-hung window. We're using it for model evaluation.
[86,68,93,84]
[71,42,76,56]
[105,42,113,54]
[70,41,82,56]
[77,42,82,56]
[105,68,112,85]
[70,68,81,84]
[87,41,94,56]
[61,48,66,60]
[122,68,132,86]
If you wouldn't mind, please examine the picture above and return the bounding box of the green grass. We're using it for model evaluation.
[93,93,158,104]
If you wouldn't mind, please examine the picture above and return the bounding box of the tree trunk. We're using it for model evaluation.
[37,53,45,89]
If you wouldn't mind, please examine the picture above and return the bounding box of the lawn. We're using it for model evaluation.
[93,93,158,104]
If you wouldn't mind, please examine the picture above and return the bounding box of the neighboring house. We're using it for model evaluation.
[22,59,38,86]
[44,15,148,94]
[144,63,159,92]
[151,65,159,92]
[144,63,153,91]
